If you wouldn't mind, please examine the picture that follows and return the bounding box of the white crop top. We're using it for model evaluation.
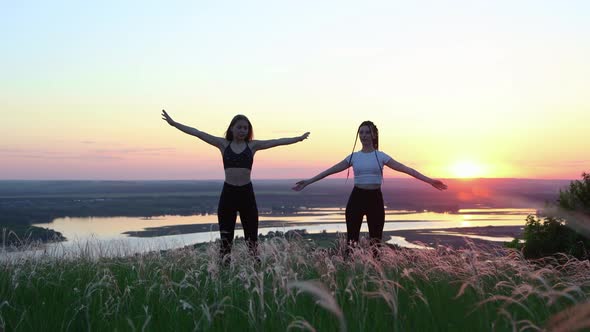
[344,150,392,185]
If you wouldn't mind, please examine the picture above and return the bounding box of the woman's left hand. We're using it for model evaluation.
[299,132,310,141]
[292,180,308,191]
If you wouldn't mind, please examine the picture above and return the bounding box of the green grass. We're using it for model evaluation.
[1,237,589,331]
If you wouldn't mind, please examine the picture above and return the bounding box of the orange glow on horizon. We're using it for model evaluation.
[450,160,487,179]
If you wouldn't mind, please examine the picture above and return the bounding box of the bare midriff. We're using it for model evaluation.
[355,183,381,190]
[224,168,252,186]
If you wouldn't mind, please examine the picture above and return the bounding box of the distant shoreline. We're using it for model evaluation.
[1,178,559,248]
[383,226,522,248]
[124,222,523,250]
[123,220,524,238]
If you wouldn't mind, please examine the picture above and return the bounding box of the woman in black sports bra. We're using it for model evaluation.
[162,110,309,261]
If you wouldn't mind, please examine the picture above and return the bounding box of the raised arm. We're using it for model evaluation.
[292,160,350,191]
[250,132,310,152]
[161,110,226,150]
[385,158,447,190]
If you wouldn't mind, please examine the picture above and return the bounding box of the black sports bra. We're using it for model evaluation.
[223,143,254,170]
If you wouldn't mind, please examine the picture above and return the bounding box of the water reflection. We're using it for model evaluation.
[14,207,536,258]
[386,236,432,250]
[428,231,518,243]
[40,207,535,240]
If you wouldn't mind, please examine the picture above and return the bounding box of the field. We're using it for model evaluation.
[1,235,589,331]
[1,179,585,331]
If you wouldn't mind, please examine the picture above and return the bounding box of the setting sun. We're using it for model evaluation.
[451,161,485,178]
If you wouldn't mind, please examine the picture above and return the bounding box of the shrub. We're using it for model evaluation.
[520,215,589,259]
[558,172,590,214]
[516,172,590,259]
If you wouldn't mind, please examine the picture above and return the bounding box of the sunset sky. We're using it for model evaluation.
[2,1,589,180]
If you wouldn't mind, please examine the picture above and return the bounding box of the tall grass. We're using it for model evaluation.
[1,236,589,331]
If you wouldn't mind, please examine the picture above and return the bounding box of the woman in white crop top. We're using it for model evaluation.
[293,121,447,255]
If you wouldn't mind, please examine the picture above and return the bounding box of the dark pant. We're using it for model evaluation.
[217,182,259,258]
[345,186,385,247]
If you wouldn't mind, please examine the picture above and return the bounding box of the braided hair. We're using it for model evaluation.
[346,121,383,183]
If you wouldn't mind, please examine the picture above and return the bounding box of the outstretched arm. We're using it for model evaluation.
[161,110,226,150]
[292,160,350,191]
[251,132,310,152]
[385,158,447,190]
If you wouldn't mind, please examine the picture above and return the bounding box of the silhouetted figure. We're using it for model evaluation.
[293,121,446,257]
[162,110,309,262]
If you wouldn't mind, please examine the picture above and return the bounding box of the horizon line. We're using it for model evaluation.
[0,177,577,182]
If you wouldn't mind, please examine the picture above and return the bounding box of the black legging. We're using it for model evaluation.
[345,186,385,246]
[217,182,259,258]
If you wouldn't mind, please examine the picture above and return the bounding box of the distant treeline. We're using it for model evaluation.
[0,178,569,227]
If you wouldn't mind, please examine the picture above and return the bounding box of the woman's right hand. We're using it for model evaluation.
[292,180,308,191]
[430,179,448,191]
[161,109,176,126]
